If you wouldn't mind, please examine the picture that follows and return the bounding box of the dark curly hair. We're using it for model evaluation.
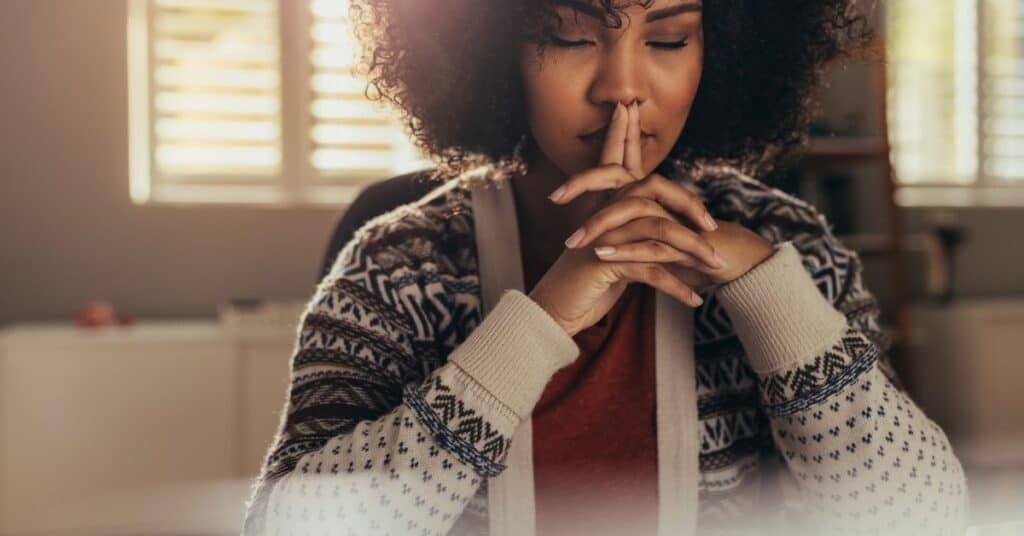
[349,0,876,183]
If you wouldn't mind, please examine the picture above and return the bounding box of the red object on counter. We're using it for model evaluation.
[76,301,116,328]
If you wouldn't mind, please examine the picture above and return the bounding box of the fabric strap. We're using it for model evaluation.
[469,173,699,536]
[470,177,537,536]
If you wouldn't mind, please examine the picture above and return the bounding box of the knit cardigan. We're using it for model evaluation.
[240,163,969,536]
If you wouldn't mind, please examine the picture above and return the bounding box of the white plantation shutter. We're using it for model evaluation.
[128,0,430,206]
[305,0,430,198]
[983,0,1024,182]
[888,0,1024,206]
[887,0,977,185]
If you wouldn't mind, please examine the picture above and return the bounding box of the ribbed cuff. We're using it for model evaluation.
[448,289,580,420]
[714,241,848,374]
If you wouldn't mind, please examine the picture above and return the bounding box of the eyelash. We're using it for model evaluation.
[550,36,689,50]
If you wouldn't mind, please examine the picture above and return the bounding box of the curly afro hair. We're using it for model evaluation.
[349,0,875,183]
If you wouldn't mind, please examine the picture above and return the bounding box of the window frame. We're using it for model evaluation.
[127,0,431,209]
[890,0,1024,207]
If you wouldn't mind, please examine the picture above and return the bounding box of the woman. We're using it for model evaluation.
[242,1,968,534]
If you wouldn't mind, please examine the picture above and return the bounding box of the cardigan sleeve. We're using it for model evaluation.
[713,239,969,535]
[240,237,578,535]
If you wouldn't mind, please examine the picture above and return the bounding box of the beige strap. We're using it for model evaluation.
[469,177,537,536]
[655,292,699,536]
[469,170,699,536]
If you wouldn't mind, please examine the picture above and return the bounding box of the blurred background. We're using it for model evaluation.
[1,0,1022,534]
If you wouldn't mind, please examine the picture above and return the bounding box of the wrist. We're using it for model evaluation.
[527,288,577,337]
[712,237,776,286]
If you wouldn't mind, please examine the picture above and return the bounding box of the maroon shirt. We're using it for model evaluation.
[531,282,659,535]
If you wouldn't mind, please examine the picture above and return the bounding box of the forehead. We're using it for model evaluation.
[550,0,701,27]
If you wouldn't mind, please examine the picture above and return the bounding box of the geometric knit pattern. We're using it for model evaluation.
[240,163,968,536]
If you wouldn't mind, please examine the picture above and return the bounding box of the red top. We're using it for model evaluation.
[531,282,659,535]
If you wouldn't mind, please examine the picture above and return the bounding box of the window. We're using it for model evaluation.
[888,0,1024,206]
[127,0,431,207]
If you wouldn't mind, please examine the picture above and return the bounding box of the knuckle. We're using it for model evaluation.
[646,264,664,282]
[655,218,672,241]
[602,162,626,175]
[632,197,657,212]
[623,195,640,208]
[703,239,717,256]
[639,195,659,207]
[687,231,707,249]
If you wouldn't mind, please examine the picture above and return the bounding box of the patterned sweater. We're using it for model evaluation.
[240,164,969,536]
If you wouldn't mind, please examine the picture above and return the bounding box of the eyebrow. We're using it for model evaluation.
[552,1,702,23]
[645,1,702,22]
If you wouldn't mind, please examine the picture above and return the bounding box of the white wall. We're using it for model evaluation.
[1,0,1023,328]
[0,0,343,327]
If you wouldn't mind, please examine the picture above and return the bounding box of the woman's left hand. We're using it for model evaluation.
[551,172,776,291]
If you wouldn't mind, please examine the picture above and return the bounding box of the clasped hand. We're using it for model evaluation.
[525,101,778,336]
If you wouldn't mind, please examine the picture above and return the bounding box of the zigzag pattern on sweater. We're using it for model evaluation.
[363,165,907,490]
[243,163,966,536]
[759,328,880,416]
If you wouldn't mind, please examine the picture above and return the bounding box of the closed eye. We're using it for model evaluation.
[552,36,688,50]
[548,35,598,47]
[647,38,688,49]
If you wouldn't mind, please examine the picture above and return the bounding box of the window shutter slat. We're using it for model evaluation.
[982,0,1024,181]
[130,0,435,206]
[150,0,282,179]
[307,0,431,182]
[887,0,978,185]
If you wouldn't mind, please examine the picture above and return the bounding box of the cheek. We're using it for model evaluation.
[521,64,582,146]
[652,54,702,143]
[524,70,581,133]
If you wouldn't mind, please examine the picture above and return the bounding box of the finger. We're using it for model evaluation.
[594,239,704,268]
[617,173,718,232]
[623,101,643,179]
[563,196,660,249]
[616,262,704,307]
[548,163,635,205]
[587,215,725,270]
[566,198,724,270]
[600,102,628,166]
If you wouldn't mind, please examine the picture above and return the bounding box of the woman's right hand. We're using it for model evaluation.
[528,101,723,337]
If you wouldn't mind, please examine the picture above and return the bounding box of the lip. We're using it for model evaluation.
[580,132,655,145]
[578,126,655,141]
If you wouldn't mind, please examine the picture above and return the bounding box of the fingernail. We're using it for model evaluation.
[703,211,718,230]
[712,251,727,268]
[548,185,566,202]
[691,292,704,307]
[565,228,585,248]
[594,246,616,257]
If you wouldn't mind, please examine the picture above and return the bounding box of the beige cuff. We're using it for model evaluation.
[714,241,848,374]
[448,289,579,420]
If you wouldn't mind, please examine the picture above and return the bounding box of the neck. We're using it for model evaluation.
[510,152,611,291]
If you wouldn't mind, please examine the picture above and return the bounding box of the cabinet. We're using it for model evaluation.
[0,321,295,536]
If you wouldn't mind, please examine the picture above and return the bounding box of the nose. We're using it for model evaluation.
[587,37,647,112]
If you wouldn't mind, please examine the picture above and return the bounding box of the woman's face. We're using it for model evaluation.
[520,0,704,179]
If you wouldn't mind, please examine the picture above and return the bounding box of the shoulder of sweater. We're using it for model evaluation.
[693,163,847,252]
[322,169,480,297]
[689,163,867,317]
